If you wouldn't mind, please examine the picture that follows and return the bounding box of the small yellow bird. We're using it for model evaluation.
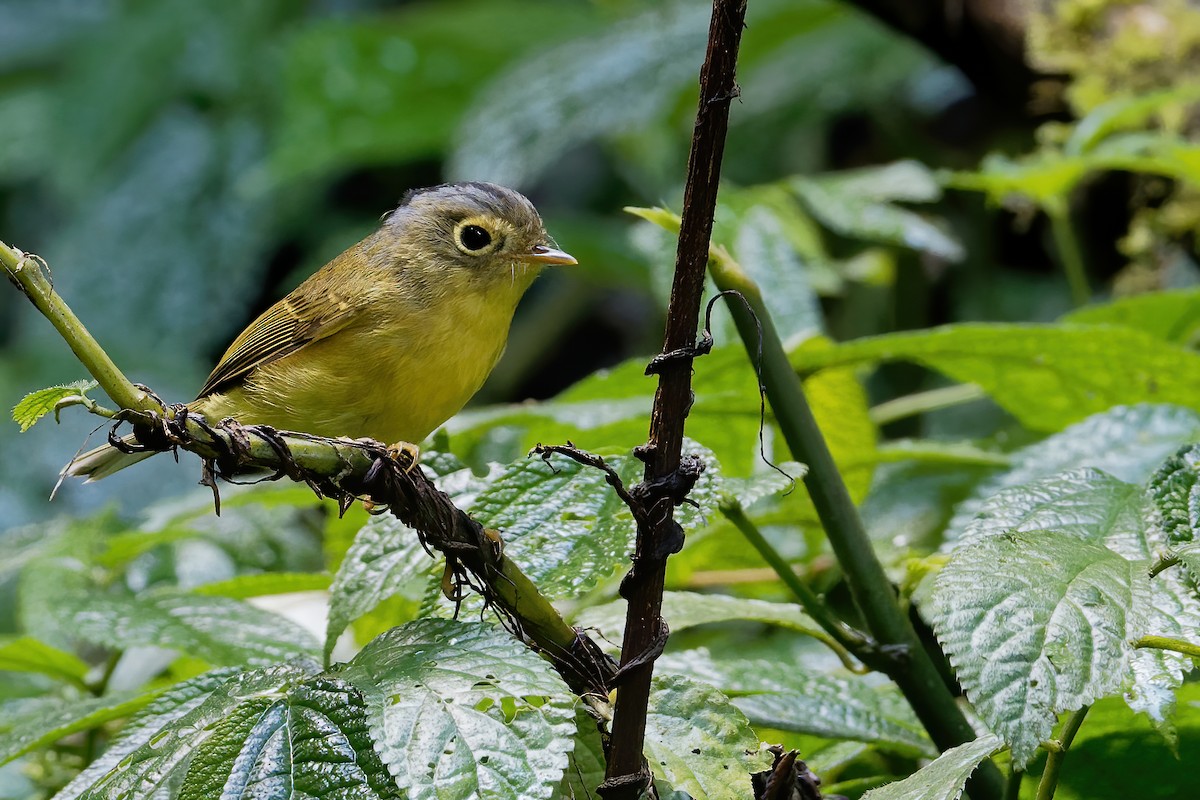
[67,182,575,480]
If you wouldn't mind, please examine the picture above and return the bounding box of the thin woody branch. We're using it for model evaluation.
[0,238,616,700]
[600,1,749,797]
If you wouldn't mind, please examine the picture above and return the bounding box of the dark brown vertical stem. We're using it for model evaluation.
[600,2,748,797]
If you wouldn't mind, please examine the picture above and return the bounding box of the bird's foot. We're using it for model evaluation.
[387,441,421,473]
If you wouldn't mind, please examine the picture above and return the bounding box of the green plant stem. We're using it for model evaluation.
[869,383,987,426]
[1,240,158,415]
[721,502,869,668]
[1035,706,1089,800]
[1134,634,1200,658]
[1045,200,1090,307]
[708,254,1005,800]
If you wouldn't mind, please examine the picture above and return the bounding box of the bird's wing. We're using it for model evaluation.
[196,278,363,398]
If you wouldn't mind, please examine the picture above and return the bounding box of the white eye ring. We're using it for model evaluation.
[455,221,497,254]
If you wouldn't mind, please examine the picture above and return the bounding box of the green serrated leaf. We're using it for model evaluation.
[949,467,1200,731]
[467,446,719,598]
[948,404,1200,536]
[930,530,1152,767]
[10,380,98,432]
[54,668,243,800]
[24,561,318,667]
[809,160,944,204]
[75,663,319,800]
[859,734,1003,800]
[325,514,435,660]
[645,675,771,800]
[342,619,577,800]
[0,690,160,766]
[955,468,1149,550]
[719,462,806,509]
[448,3,706,185]
[1147,444,1200,547]
[559,708,606,800]
[659,649,933,758]
[1171,541,1200,578]
[0,636,89,685]
[792,324,1200,433]
[178,676,400,800]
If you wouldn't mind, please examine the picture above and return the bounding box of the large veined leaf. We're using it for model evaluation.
[955,468,1149,551]
[341,619,577,800]
[1172,541,1200,578]
[859,734,1003,800]
[468,445,720,598]
[792,324,1200,432]
[1146,443,1200,546]
[453,342,874,494]
[645,675,770,800]
[929,531,1152,766]
[1061,289,1200,344]
[68,587,319,667]
[559,708,606,800]
[75,664,319,800]
[18,560,317,666]
[948,467,1200,731]
[323,459,503,654]
[325,515,434,660]
[947,404,1200,536]
[658,650,933,757]
[177,676,400,800]
[54,668,242,800]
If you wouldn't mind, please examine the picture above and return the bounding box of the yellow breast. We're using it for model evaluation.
[194,287,516,445]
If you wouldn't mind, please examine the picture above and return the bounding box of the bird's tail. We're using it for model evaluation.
[63,435,156,482]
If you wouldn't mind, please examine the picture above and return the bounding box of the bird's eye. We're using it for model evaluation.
[458,224,493,252]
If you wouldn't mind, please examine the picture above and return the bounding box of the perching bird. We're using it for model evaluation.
[67,182,575,480]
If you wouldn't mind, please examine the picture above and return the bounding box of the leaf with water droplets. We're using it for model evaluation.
[76,663,319,800]
[178,676,400,800]
[950,467,1200,733]
[467,444,720,598]
[644,675,771,800]
[54,669,242,800]
[341,619,576,800]
[929,530,1152,767]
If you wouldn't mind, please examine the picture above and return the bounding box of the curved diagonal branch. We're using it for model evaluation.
[1,237,616,700]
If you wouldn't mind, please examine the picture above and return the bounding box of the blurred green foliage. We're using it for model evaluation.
[5,0,1200,798]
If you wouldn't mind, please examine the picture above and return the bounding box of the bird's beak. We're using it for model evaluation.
[526,244,577,266]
